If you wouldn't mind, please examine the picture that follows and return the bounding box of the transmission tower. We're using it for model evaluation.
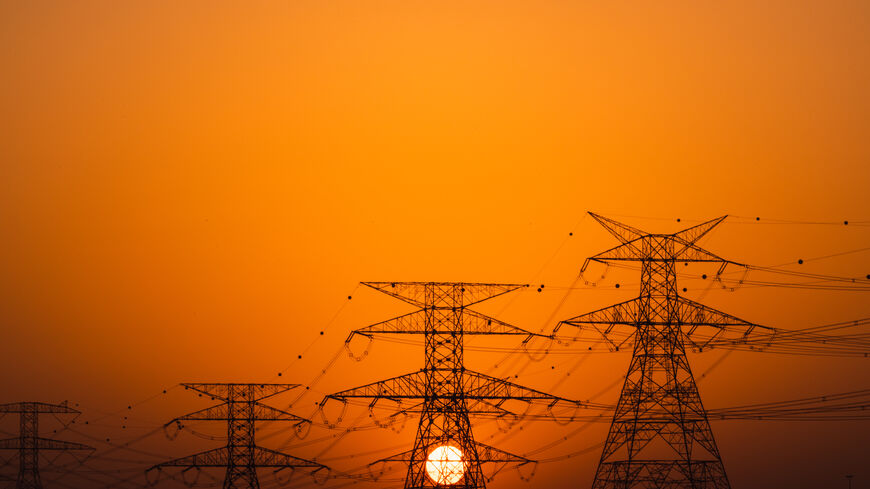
[557,213,769,489]
[325,282,582,489]
[0,401,93,489]
[147,383,326,489]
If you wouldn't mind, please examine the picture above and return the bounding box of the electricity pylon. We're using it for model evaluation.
[147,383,326,489]
[0,401,93,489]
[557,213,770,489]
[325,282,582,489]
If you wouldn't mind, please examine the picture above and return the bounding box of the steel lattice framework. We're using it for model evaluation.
[326,282,582,489]
[147,383,326,489]
[0,402,93,489]
[556,213,770,489]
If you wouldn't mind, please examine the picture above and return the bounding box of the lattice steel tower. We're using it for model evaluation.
[326,282,582,489]
[557,214,767,489]
[147,383,326,489]
[0,402,93,489]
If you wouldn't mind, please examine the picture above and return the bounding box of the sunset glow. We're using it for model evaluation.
[0,2,868,488]
[426,445,465,485]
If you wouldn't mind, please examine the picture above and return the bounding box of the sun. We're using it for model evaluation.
[425,445,465,485]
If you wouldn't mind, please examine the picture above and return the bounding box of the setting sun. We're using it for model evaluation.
[0,2,868,488]
[426,445,465,485]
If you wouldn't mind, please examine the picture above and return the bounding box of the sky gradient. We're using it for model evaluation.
[1,1,869,488]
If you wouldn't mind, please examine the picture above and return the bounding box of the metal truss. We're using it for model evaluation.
[0,402,93,489]
[558,213,771,489]
[147,384,326,489]
[326,282,582,489]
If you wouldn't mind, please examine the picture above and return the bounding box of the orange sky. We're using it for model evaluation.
[1,1,869,488]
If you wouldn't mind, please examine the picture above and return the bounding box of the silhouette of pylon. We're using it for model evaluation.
[326,282,583,489]
[148,383,326,489]
[0,402,93,489]
[557,213,769,489]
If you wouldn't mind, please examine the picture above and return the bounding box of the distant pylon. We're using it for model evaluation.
[0,401,94,489]
[147,383,327,489]
[557,213,769,489]
[326,282,583,489]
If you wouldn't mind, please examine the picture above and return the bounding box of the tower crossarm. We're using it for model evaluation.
[671,242,731,264]
[588,213,647,244]
[584,239,731,267]
[148,447,229,469]
[180,383,300,403]
[461,371,580,406]
[374,448,420,463]
[0,436,93,452]
[588,212,726,249]
[349,309,544,341]
[172,402,309,424]
[595,460,728,486]
[364,399,539,419]
[0,401,79,415]
[365,398,568,419]
[462,399,533,417]
[326,370,428,401]
[582,213,736,269]
[374,442,531,465]
[250,404,309,423]
[148,446,324,470]
[556,297,772,351]
[677,297,774,350]
[0,437,94,451]
[673,215,728,245]
[555,298,640,351]
[558,298,640,328]
[250,446,326,469]
[473,442,532,464]
[34,438,93,451]
[327,370,580,406]
[583,240,646,267]
[360,282,527,309]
